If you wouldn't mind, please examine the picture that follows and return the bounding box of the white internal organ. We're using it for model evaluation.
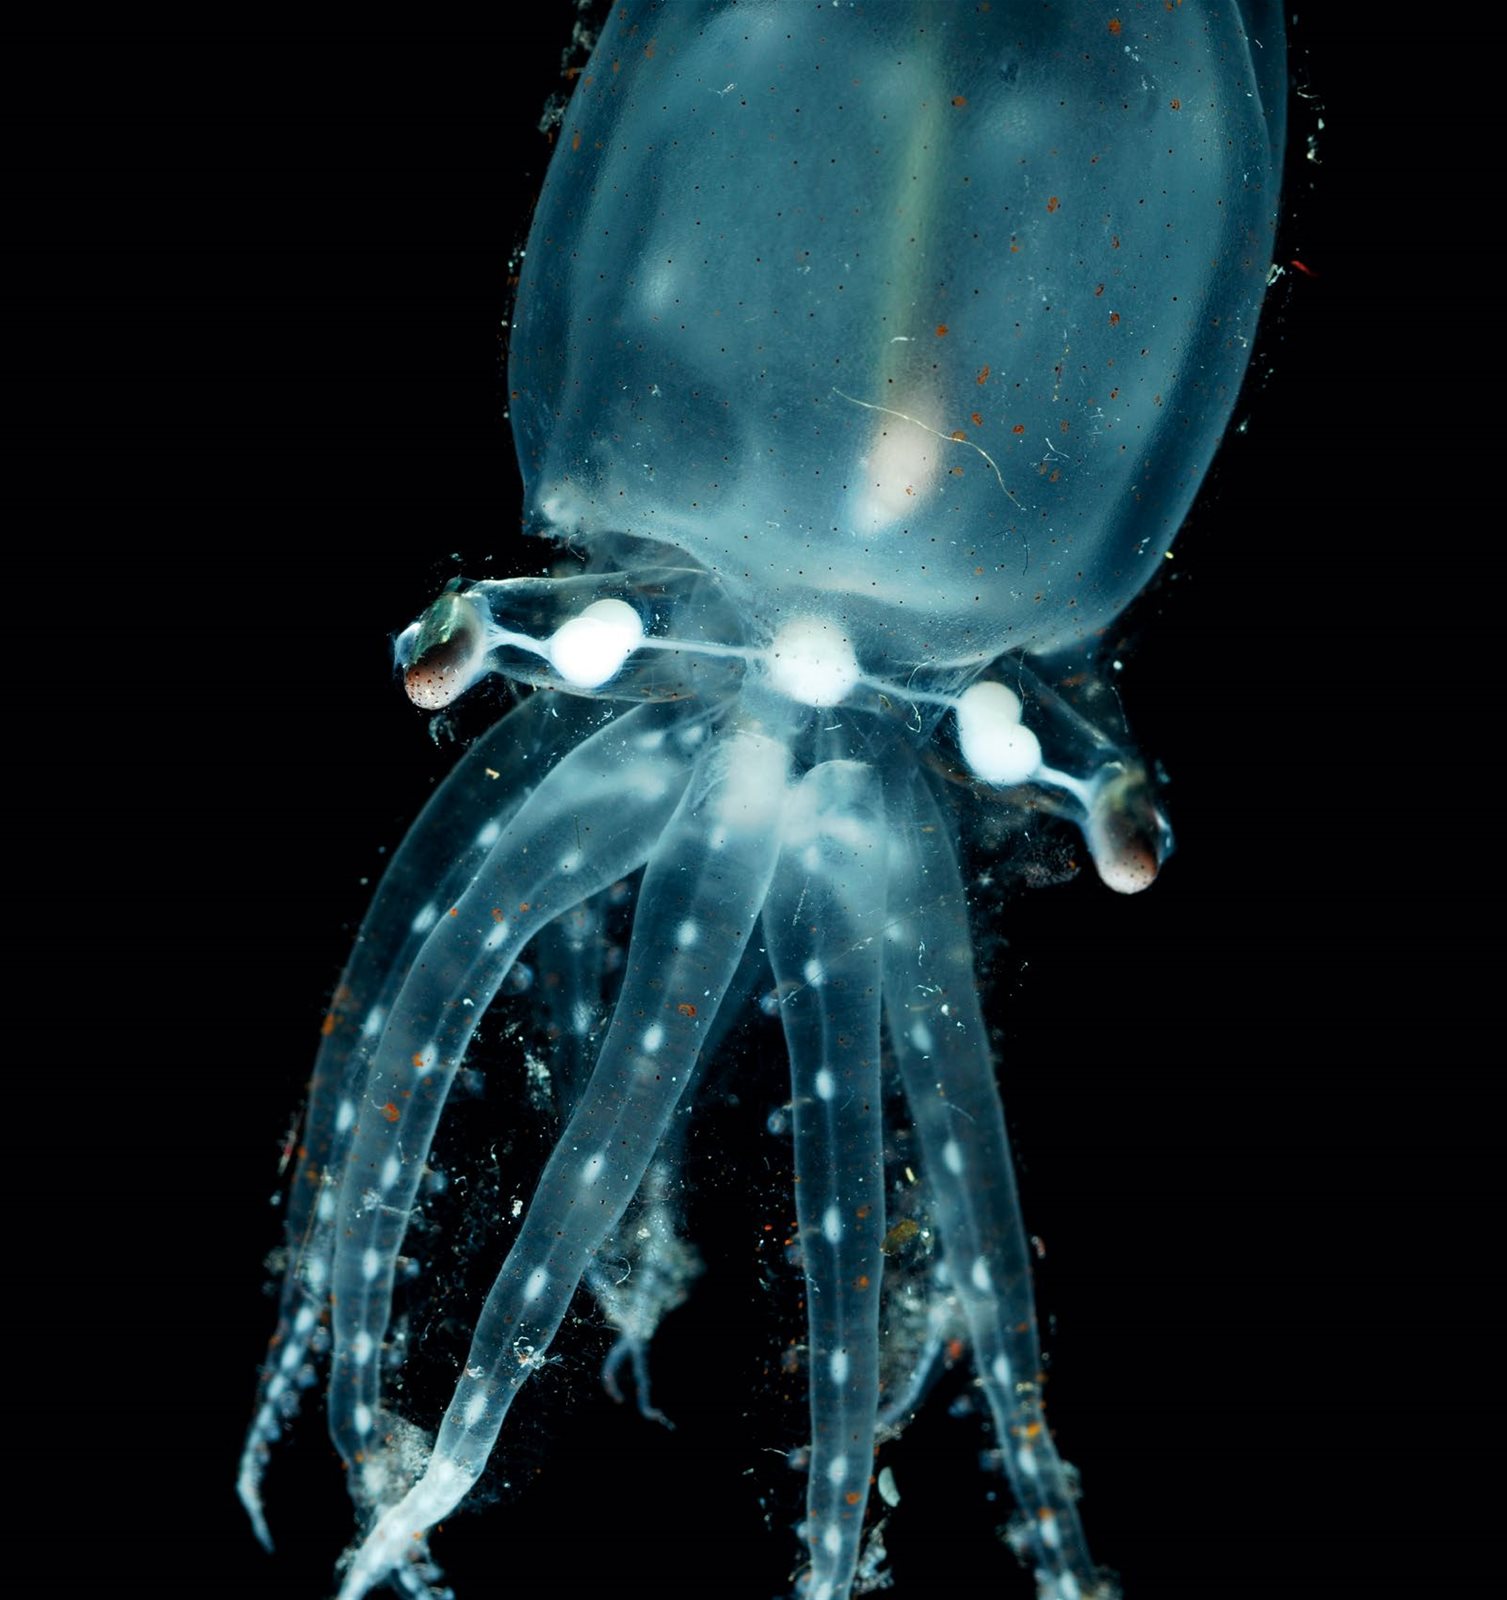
[955,681,1042,786]
[766,617,861,708]
[546,598,645,688]
[850,402,944,533]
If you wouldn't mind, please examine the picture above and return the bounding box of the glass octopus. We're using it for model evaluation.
[239,5,1286,1598]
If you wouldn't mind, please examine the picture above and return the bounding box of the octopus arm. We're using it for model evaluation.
[335,726,790,1599]
[327,699,701,1479]
[237,688,596,1545]
[884,766,1116,1600]
[763,760,888,1600]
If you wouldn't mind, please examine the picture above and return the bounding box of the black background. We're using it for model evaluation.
[9,9,1495,1599]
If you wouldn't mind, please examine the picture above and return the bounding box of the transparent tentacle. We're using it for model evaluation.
[327,700,700,1479]
[765,760,887,1600]
[334,727,790,1600]
[532,893,610,1111]
[537,895,704,1424]
[883,765,1115,1600]
[238,689,597,1543]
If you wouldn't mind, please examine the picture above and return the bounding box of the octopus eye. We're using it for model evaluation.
[401,591,489,709]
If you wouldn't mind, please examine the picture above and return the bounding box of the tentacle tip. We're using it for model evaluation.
[235,1474,274,1553]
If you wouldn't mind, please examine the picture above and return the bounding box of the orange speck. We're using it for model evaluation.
[976,364,990,385]
[676,1002,697,1018]
[644,39,656,58]
[1169,98,1181,111]
[1094,283,1105,297]
[1108,311,1121,327]
[970,411,983,426]
[951,95,967,107]
[1291,258,1318,278]
[518,902,531,913]
[571,131,581,152]
[490,908,506,923]
[1045,195,1060,214]
[950,429,968,442]
[448,907,459,918]
[411,1052,426,1070]
[320,1012,338,1037]
[935,324,949,337]
[1108,18,1122,34]
[380,1102,400,1124]
[856,1205,870,1219]
[855,1274,871,1290]
[1012,423,1025,435]
[845,1491,863,1505]
[946,1337,965,1360]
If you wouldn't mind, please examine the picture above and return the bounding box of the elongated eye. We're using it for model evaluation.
[400,591,489,709]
